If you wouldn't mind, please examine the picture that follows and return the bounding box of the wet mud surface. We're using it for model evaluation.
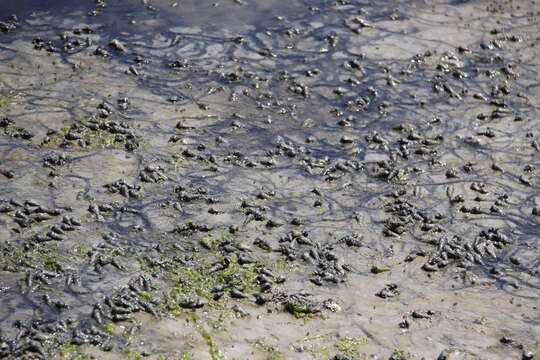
[0,0,539,359]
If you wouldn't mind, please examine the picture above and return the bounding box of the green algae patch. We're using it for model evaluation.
[45,117,142,151]
[55,343,92,360]
[0,96,9,109]
[156,354,194,360]
[284,298,321,319]
[122,348,146,360]
[294,333,369,359]
[101,322,118,335]
[370,265,390,274]
[389,349,409,360]
[0,91,19,111]
[0,240,68,274]
[199,327,226,360]
[137,290,153,301]
[163,257,262,315]
[180,352,194,360]
[335,336,369,358]
[296,334,331,359]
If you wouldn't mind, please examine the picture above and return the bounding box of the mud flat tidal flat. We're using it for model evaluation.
[0,0,539,359]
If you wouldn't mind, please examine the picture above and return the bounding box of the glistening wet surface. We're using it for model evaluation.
[0,0,539,359]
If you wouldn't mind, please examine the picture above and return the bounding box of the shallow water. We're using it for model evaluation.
[0,0,539,359]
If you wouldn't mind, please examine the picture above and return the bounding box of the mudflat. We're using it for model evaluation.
[0,1,538,359]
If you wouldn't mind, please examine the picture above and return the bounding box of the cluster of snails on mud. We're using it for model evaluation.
[91,275,157,323]
[43,101,140,151]
[0,117,34,140]
[0,198,76,233]
[0,15,18,33]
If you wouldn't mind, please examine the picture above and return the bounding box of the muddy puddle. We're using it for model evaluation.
[0,0,539,359]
